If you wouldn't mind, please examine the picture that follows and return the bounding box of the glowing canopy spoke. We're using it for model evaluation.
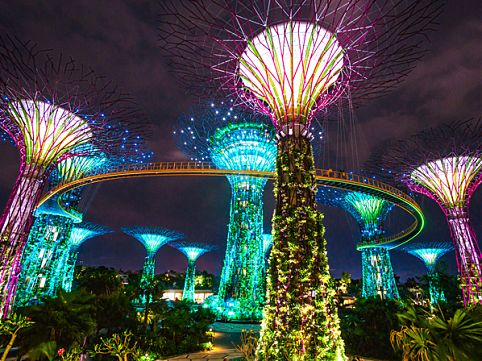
[239,22,344,125]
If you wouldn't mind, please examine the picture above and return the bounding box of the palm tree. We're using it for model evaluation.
[391,305,482,360]
[19,289,96,351]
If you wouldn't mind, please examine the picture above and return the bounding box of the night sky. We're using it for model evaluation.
[0,1,480,281]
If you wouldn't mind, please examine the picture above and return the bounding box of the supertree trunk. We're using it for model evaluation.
[59,245,78,293]
[361,247,399,300]
[446,207,482,305]
[218,182,265,318]
[257,134,345,360]
[426,267,445,305]
[183,259,196,301]
[15,214,73,307]
[139,252,156,304]
[0,163,48,316]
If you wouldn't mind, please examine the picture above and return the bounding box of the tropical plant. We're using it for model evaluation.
[26,341,57,361]
[339,298,402,359]
[391,305,482,360]
[75,266,123,295]
[235,329,258,361]
[92,330,139,361]
[18,289,96,351]
[0,313,34,361]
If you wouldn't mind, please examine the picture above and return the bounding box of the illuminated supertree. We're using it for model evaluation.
[160,1,440,358]
[0,36,146,316]
[15,137,152,308]
[174,101,277,319]
[170,241,215,302]
[13,198,80,307]
[317,187,399,299]
[372,119,482,305]
[122,226,184,300]
[60,222,112,292]
[400,241,453,305]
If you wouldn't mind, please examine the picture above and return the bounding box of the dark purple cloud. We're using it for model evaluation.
[0,0,480,280]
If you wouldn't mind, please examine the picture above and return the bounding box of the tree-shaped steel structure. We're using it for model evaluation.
[317,187,399,300]
[60,221,112,292]
[174,100,277,319]
[15,138,152,308]
[0,36,147,316]
[400,241,453,305]
[371,119,482,305]
[160,1,441,358]
[122,226,184,301]
[170,241,216,302]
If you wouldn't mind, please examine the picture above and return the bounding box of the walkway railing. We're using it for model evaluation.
[39,161,424,249]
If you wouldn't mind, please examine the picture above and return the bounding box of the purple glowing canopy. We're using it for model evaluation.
[159,0,441,129]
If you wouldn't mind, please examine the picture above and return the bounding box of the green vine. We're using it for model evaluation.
[257,135,346,360]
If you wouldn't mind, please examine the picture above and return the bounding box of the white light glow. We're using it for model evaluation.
[8,99,93,166]
[411,156,482,208]
[239,21,344,123]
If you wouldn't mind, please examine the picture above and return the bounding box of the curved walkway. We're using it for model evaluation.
[38,161,424,249]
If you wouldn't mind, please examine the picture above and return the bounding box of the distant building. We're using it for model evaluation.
[162,289,213,303]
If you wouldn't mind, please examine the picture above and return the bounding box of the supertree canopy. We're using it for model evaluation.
[174,101,277,319]
[372,119,482,305]
[122,226,184,299]
[170,241,216,302]
[160,1,440,358]
[0,36,147,317]
[60,222,112,292]
[317,187,399,300]
[400,241,453,305]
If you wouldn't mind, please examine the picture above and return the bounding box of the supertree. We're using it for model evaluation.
[170,241,216,302]
[316,187,399,299]
[262,234,273,275]
[400,241,453,305]
[372,119,482,305]
[0,36,146,317]
[174,100,277,319]
[262,234,273,259]
[60,222,112,292]
[122,226,184,301]
[160,1,441,358]
[15,138,152,307]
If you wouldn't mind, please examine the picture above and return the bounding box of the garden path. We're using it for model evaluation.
[159,322,261,361]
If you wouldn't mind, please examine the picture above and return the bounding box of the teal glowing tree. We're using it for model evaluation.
[262,234,273,275]
[15,137,150,308]
[0,35,146,317]
[174,101,277,319]
[170,241,215,302]
[122,227,183,301]
[317,187,399,299]
[401,241,454,304]
[60,222,112,292]
[14,199,80,307]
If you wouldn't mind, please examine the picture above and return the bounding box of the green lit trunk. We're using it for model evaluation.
[427,267,445,305]
[183,259,196,301]
[361,247,399,300]
[218,179,265,319]
[257,135,346,360]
